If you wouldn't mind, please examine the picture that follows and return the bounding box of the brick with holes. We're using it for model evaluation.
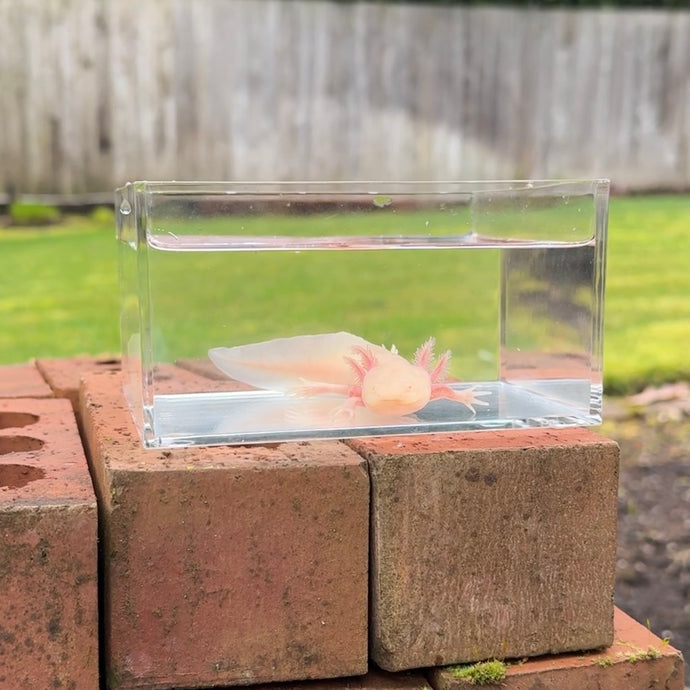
[0,362,52,399]
[0,397,98,690]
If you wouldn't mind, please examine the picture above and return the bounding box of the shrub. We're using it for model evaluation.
[8,202,61,227]
[90,206,115,226]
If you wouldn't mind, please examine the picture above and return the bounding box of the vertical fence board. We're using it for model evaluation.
[1,0,689,195]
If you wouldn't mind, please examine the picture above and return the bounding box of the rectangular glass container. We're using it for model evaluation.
[116,180,609,448]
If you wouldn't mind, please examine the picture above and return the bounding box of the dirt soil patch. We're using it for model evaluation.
[603,382,690,663]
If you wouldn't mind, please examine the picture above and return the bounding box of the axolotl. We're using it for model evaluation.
[208,332,488,420]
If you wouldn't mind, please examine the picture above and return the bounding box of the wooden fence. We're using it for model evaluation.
[1,0,689,195]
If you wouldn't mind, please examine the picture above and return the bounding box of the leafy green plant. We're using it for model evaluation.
[8,202,61,227]
[90,206,115,225]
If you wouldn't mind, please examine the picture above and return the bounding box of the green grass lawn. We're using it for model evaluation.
[0,212,119,363]
[604,195,690,393]
[1,195,689,393]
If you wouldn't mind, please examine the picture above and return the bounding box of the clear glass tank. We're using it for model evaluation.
[116,180,609,448]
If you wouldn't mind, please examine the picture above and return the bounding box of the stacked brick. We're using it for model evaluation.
[0,369,98,689]
[0,359,684,689]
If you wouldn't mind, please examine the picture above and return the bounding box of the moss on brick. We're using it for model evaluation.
[447,659,508,686]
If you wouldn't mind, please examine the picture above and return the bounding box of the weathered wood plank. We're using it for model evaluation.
[0,1,689,194]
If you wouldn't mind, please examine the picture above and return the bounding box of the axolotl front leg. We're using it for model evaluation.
[428,384,490,415]
[414,337,490,414]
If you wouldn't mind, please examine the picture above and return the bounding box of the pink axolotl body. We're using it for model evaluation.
[209,332,488,420]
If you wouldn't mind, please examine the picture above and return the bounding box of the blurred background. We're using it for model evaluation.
[1,0,689,197]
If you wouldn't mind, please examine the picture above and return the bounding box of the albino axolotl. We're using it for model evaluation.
[209,332,488,420]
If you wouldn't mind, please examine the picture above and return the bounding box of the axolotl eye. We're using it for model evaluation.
[361,365,432,416]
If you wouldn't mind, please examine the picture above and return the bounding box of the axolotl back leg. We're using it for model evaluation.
[288,344,381,420]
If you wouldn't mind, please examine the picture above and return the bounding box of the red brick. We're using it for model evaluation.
[0,362,52,398]
[251,668,430,690]
[35,358,237,428]
[150,361,253,394]
[80,369,369,689]
[36,355,121,411]
[428,608,685,689]
[0,398,98,689]
[176,357,231,381]
[349,429,619,671]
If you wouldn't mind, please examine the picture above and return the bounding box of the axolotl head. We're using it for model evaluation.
[360,363,432,417]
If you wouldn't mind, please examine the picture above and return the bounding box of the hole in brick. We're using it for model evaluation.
[96,358,120,367]
[0,412,39,430]
[0,464,46,489]
[0,436,45,454]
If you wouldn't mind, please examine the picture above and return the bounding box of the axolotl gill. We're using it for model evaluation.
[209,332,488,420]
